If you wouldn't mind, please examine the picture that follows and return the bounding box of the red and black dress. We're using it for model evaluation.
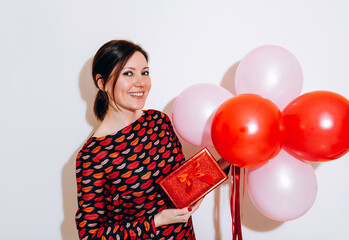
[75,110,196,240]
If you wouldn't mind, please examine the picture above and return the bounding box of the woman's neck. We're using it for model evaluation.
[93,109,143,138]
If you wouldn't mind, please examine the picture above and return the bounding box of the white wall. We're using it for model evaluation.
[1,0,348,239]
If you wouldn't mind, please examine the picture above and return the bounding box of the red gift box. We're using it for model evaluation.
[159,148,228,209]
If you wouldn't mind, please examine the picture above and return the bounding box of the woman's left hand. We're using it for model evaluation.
[154,198,204,227]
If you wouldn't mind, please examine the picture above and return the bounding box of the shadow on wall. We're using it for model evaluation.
[61,150,82,240]
[61,57,99,240]
[78,58,100,129]
[220,61,239,96]
[212,179,230,240]
[241,176,284,231]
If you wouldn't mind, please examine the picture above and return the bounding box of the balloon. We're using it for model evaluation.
[211,94,284,168]
[283,91,349,162]
[172,83,233,147]
[235,45,303,110]
[247,150,317,221]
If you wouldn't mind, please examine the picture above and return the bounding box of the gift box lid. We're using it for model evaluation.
[159,148,228,209]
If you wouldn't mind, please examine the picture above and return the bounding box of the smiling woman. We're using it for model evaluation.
[94,50,152,136]
[75,40,202,239]
[92,40,150,122]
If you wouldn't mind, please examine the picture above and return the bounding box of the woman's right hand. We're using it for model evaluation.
[154,198,203,227]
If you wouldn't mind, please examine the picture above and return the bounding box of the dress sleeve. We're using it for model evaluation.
[163,113,183,152]
[75,147,157,240]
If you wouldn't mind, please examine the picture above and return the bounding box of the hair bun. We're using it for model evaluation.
[94,90,109,121]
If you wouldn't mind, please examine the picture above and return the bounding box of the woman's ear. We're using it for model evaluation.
[96,74,104,91]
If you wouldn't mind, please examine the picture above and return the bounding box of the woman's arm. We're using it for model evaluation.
[75,152,157,240]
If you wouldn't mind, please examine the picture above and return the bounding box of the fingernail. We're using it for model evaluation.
[188,207,192,211]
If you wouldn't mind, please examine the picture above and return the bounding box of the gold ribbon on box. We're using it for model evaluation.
[176,161,214,196]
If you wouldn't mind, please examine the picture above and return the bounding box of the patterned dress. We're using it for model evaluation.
[75,110,196,240]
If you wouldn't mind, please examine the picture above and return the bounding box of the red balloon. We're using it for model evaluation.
[283,91,349,162]
[211,94,285,168]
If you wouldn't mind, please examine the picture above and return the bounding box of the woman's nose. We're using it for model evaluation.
[134,73,145,87]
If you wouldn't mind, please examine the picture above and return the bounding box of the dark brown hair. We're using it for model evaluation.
[92,40,149,121]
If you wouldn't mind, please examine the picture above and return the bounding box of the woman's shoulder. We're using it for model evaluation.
[75,137,102,166]
[77,136,103,156]
[144,109,171,122]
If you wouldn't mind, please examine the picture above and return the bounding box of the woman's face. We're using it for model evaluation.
[106,51,151,113]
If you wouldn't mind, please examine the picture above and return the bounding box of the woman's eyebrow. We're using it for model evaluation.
[123,66,149,70]
[123,67,136,70]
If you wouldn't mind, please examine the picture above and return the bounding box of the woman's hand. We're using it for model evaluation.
[154,198,204,227]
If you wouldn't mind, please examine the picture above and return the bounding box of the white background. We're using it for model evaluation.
[0,0,348,239]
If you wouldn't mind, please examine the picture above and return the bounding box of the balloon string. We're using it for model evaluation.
[242,168,246,220]
[243,168,246,198]
[231,166,243,240]
[231,167,235,240]
[235,166,242,240]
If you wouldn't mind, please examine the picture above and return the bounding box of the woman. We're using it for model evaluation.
[76,40,204,240]
[75,40,230,239]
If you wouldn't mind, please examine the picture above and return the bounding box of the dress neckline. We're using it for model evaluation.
[90,110,147,141]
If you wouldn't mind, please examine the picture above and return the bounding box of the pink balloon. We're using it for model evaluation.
[247,150,317,221]
[172,83,233,147]
[235,45,303,110]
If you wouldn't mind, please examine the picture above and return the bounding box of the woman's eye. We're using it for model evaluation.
[142,71,149,76]
[123,71,133,76]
